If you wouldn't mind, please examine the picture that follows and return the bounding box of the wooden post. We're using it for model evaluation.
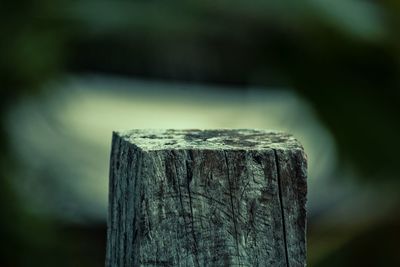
[106,129,307,267]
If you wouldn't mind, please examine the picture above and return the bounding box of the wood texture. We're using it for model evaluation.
[106,129,307,267]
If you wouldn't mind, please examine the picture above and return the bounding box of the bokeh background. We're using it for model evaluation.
[1,0,400,266]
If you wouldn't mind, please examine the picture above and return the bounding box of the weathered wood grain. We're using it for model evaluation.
[106,129,307,267]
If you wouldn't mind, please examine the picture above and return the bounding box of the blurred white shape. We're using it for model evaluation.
[6,75,336,222]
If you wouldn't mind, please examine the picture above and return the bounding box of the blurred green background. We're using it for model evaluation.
[1,0,400,266]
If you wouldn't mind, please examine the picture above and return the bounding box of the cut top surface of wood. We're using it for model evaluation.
[116,129,303,151]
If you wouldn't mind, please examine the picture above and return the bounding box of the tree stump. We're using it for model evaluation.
[106,129,307,267]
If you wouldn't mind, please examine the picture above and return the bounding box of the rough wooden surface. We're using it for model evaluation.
[106,129,307,267]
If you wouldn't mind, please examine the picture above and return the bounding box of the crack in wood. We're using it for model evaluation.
[172,152,191,265]
[185,150,200,267]
[274,149,290,267]
[224,151,242,267]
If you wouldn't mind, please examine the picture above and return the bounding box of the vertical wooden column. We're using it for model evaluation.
[106,129,307,267]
